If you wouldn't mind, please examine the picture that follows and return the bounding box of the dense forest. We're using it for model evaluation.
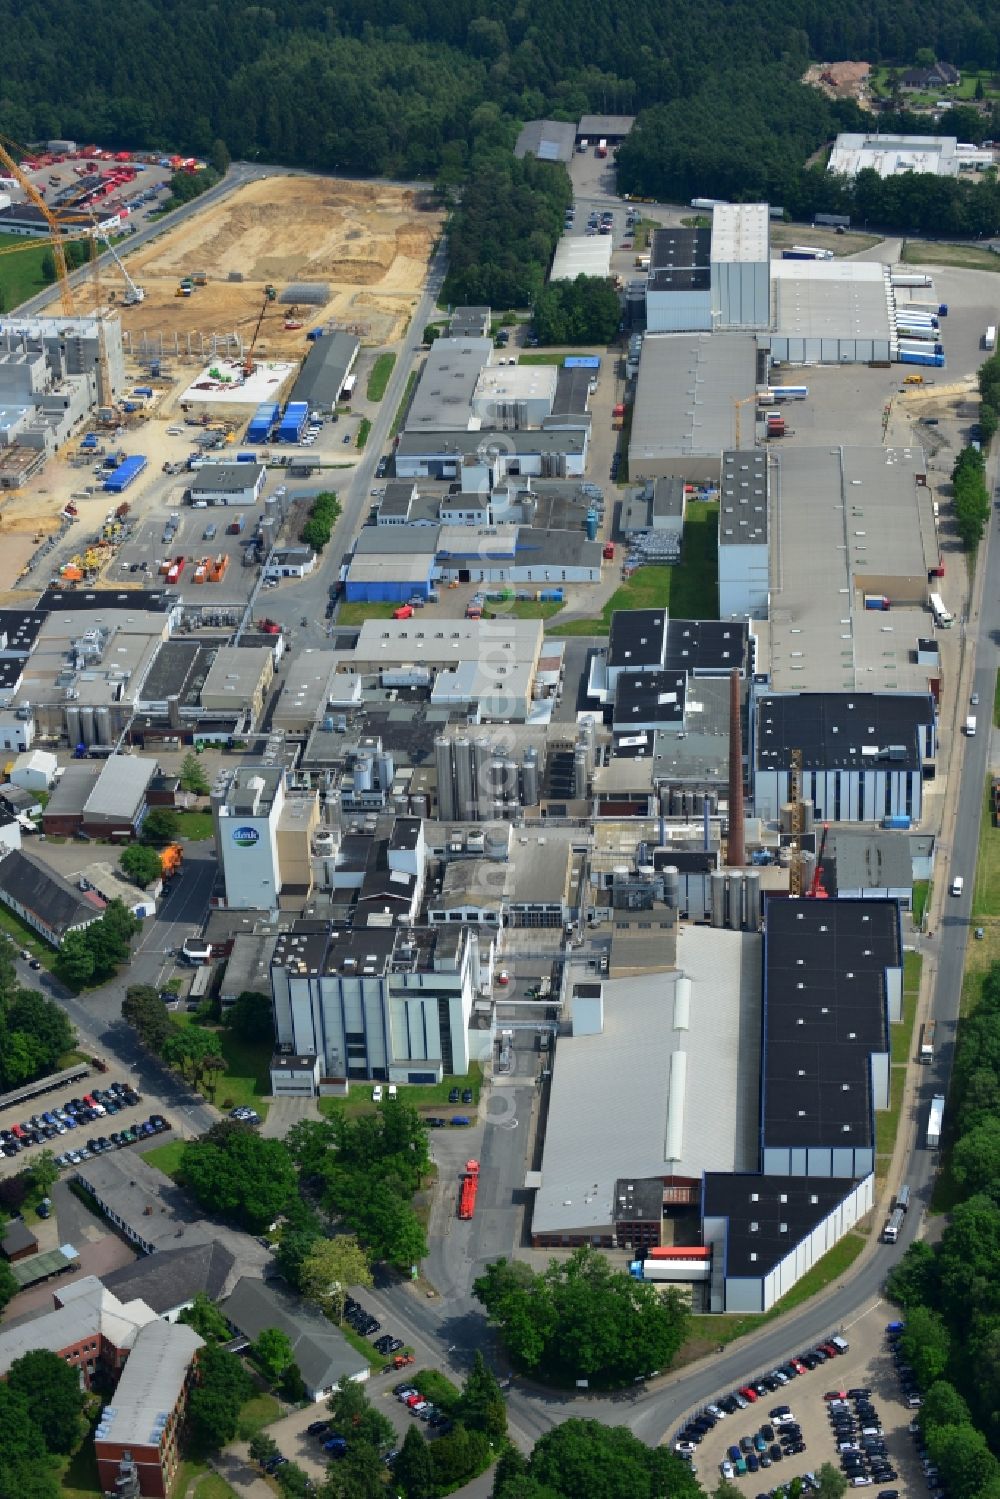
[7,0,1000,187]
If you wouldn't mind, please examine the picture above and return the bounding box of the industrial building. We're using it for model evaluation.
[405,337,494,434]
[344,526,438,603]
[764,445,940,693]
[828,132,992,178]
[471,363,558,427]
[718,450,769,618]
[628,333,758,483]
[753,690,936,824]
[644,228,712,333]
[710,203,771,329]
[0,314,124,406]
[213,765,319,909]
[435,524,602,585]
[269,915,488,1089]
[577,114,635,143]
[514,120,577,164]
[0,847,102,945]
[188,462,265,506]
[765,259,896,364]
[394,427,588,481]
[289,331,360,413]
[549,236,614,282]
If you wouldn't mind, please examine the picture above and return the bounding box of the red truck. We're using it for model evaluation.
[458,1160,480,1220]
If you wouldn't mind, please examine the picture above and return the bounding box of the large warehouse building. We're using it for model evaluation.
[764,260,896,364]
[628,333,759,483]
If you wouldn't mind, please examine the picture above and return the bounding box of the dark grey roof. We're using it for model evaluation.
[1,1219,37,1257]
[0,660,22,691]
[613,670,686,730]
[552,368,592,416]
[101,1241,236,1312]
[612,1177,663,1224]
[221,1276,368,1395]
[720,450,768,547]
[190,463,264,493]
[663,619,749,675]
[607,609,668,670]
[291,332,360,410]
[762,897,895,1150]
[36,588,175,613]
[703,1173,861,1277]
[0,609,44,656]
[141,640,216,706]
[0,849,98,939]
[577,114,636,138]
[649,227,711,292]
[514,120,576,163]
[756,692,934,773]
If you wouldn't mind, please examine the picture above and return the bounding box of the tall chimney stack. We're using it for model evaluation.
[727,667,745,868]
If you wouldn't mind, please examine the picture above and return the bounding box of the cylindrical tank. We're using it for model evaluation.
[706,790,719,815]
[681,790,692,818]
[65,705,82,747]
[693,791,705,814]
[659,786,671,816]
[744,870,762,930]
[573,746,589,798]
[94,705,111,745]
[473,737,492,818]
[710,870,727,927]
[777,843,792,867]
[726,873,743,931]
[801,802,815,834]
[670,786,682,816]
[662,864,680,909]
[79,706,96,745]
[454,737,475,820]
[502,758,519,802]
[779,802,797,834]
[522,746,540,806]
[488,757,507,797]
[583,715,597,763]
[354,751,373,792]
[585,509,598,541]
[376,751,395,793]
[434,736,455,822]
[800,850,816,891]
[410,793,429,818]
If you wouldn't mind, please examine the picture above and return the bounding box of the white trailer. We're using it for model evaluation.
[927,1094,945,1149]
[985,325,997,351]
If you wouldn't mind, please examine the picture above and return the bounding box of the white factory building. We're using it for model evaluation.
[214,765,286,909]
[644,205,770,335]
[628,332,758,483]
[764,259,896,364]
[828,132,993,179]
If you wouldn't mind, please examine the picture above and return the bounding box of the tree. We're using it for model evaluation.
[228,990,274,1045]
[920,1381,972,1435]
[276,1464,313,1498]
[927,1422,999,1498]
[524,1419,700,1499]
[180,752,210,795]
[122,984,171,1054]
[899,1304,951,1387]
[474,1247,688,1387]
[423,324,442,345]
[301,1235,372,1320]
[27,1147,59,1201]
[6,1348,85,1453]
[253,1327,295,1382]
[162,1025,227,1092]
[321,1443,386,1499]
[275,1225,324,1293]
[52,929,95,988]
[714,1484,743,1499]
[886,1239,939,1310]
[179,1125,296,1232]
[457,1350,507,1445]
[394,1423,435,1499]
[532,276,622,346]
[187,1345,252,1449]
[326,1375,395,1453]
[430,1424,491,1489]
[141,807,180,845]
[179,1291,231,1344]
[40,251,56,285]
[280,1360,307,1402]
[951,1119,1000,1196]
[120,843,164,889]
[815,1463,848,1499]
[0,1258,17,1314]
[210,138,231,175]
[249,1431,280,1466]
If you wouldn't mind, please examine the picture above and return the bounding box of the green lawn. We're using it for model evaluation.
[58,1435,102,1499]
[483,600,564,620]
[550,501,718,636]
[143,1139,188,1177]
[902,240,1000,274]
[414,1369,461,1412]
[367,352,396,401]
[0,905,54,967]
[0,232,89,311]
[390,369,420,437]
[319,1062,482,1118]
[356,416,372,450]
[334,1315,378,1368]
[893,952,923,1065]
[993,667,1000,728]
[336,600,400,625]
[235,1391,282,1441]
[170,1012,271,1118]
[174,810,214,840]
[518,353,564,365]
[911,880,931,929]
[973,779,1000,918]
[876,1065,907,1162]
[174,1459,242,1499]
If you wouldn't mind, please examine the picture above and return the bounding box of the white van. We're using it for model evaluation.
[966,715,977,735]
[951,875,964,897]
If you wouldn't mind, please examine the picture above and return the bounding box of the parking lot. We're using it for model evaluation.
[672,1306,928,1497]
[0,1077,172,1176]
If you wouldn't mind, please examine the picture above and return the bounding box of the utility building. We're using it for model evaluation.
[710,203,771,329]
[718,450,769,618]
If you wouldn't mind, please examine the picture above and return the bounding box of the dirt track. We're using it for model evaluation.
[121,175,442,351]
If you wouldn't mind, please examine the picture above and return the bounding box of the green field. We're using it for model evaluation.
[389,369,419,436]
[169,1012,271,1118]
[870,65,1000,106]
[367,351,396,401]
[356,416,372,449]
[973,779,1000,918]
[336,600,400,625]
[518,353,564,365]
[0,232,87,311]
[319,1061,483,1118]
[902,240,1000,274]
[483,599,564,620]
[173,810,214,840]
[142,1139,187,1177]
[549,501,719,635]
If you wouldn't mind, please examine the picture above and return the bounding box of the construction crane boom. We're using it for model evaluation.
[243,285,277,376]
[0,137,75,315]
[808,822,830,899]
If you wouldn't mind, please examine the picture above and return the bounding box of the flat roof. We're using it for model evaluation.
[354,525,439,556]
[352,616,542,667]
[550,236,613,282]
[405,337,493,433]
[767,445,936,692]
[663,619,748,675]
[141,640,214,706]
[629,334,758,465]
[514,119,577,163]
[396,428,586,459]
[290,331,359,408]
[824,827,914,895]
[507,837,573,905]
[608,608,667,670]
[189,463,264,492]
[829,132,959,178]
[474,364,558,403]
[720,450,768,547]
[578,114,636,137]
[651,675,732,782]
[763,898,896,1150]
[613,670,686,730]
[348,554,436,585]
[200,645,272,702]
[771,259,894,341]
[711,203,770,263]
[756,690,933,773]
[532,926,761,1237]
[704,1173,862,1277]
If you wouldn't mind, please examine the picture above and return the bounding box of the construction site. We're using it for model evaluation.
[121,175,442,360]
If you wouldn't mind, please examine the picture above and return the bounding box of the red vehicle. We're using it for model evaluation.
[603,542,615,560]
[458,1160,480,1220]
[393,604,414,620]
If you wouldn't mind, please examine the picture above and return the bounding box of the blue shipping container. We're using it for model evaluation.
[563,355,600,369]
[237,452,257,462]
[103,455,148,493]
[883,815,912,830]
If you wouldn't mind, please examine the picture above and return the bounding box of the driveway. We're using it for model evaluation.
[260,1097,320,1139]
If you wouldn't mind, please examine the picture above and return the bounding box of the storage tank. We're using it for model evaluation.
[659,785,671,816]
[710,870,727,927]
[502,758,519,802]
[473,737,492,817]
[354,751,373,793]
[376,751,395,793]
[726,873,744,931]
[94,705,111,745]
[410,793,429,818]
[662,865,680,909]
[435,736,455,821]
[78,706,96,745]
[522,745,540,806]
[454,737,475,820]
[744,870,762,930]
[574,746,589,798]
[585,509,598,541]
[65,705,82,746]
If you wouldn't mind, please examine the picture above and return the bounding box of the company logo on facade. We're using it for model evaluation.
[232,826,260,847]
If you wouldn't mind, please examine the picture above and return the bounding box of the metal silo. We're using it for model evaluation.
[522,746,540,806]
[435,736,455,821]
[573,746,589,798]
[454,737,475,820]
[710,870,727,927]
[726,873,744,931]
[662,865,680,909]
[744,870,762,930]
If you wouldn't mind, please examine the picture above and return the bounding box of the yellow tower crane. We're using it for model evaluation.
[787,747,806,896]
[0,137,76,315]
